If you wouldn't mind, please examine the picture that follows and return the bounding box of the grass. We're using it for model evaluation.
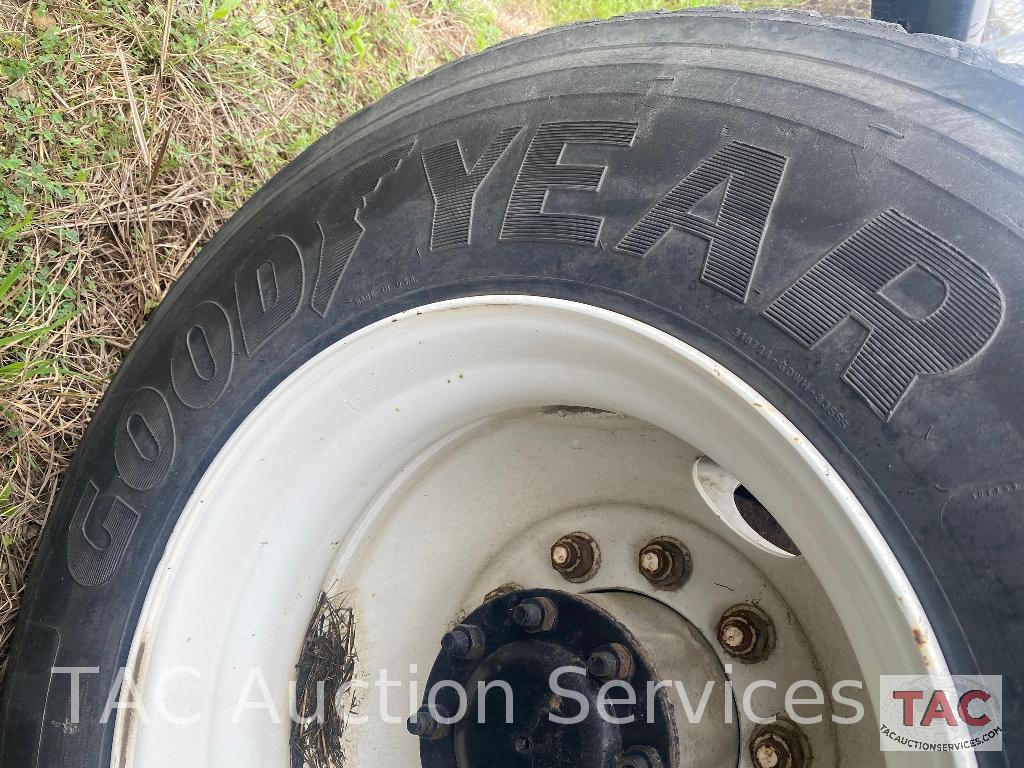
[0,0,869,682]
[538,0,766,25]
[533,0,871,26]
[0,0,501,681]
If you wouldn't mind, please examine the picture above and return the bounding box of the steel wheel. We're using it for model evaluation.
[118,297,962,768]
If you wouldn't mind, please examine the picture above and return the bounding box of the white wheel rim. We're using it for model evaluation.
[113,295,970,768]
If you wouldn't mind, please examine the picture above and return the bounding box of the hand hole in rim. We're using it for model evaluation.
[693,456,800,558]
[733,485,800,557]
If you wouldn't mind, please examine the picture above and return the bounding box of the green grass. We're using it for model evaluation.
[540,0,779,25]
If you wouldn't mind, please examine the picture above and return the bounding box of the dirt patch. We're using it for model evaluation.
[291,592,359,768]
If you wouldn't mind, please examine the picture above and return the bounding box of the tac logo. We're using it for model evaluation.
[879,675,1002,752]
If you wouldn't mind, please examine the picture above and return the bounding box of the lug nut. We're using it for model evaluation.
[721,624,746,648]
[441,623,485,659]
[551,543,572,566]
[755,743,782,768]
[750,720,809,768]
[407,707,449,740]
[550,532,600,582]
[614,746,664,768]
[588,650,618,678]
[638,536,692,589]
[587,642,634,681]
[640,550,663,574]
[716,603,776,663]
[510,596,557,632]
[513,734,533,753]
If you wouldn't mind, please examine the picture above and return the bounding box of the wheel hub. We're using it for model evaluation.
[412,589,676,768]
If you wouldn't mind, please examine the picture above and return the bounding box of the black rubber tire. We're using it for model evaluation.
[2,8,1022,765]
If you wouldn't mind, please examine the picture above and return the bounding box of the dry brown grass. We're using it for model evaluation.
[483,0,547,37]
[0,0,493,681]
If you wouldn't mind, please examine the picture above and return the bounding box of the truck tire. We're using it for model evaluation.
[2,9,1020,767]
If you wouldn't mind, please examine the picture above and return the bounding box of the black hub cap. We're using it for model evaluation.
[414,589,675,768]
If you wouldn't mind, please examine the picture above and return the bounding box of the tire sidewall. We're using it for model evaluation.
[3,15,1021,765]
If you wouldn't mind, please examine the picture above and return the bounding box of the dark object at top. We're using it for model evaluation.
[872,0,991,42]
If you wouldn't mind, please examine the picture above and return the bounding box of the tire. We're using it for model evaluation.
[2,8,1021,766]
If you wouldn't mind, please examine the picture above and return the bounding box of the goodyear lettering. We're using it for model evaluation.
[235,235,305,355]
[312,142,414,316]
[67,123,1007,587]
[501,121,637,245]
[616,141,786,302]
[67,481,140,588]
[170,301,235,410]
[762,209,1003,420]
[113,387,176,492]
[423,128,521,250]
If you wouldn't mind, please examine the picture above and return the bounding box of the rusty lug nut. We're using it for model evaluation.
[587,642,634,681]
[716,603,776,663]
[407,706,449,740]
[441,623,485,659]
[750,720,810,768]
[550,532,600,582]
[614,746,664,768]
[638,536,692,590]
[510,596,557,632]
